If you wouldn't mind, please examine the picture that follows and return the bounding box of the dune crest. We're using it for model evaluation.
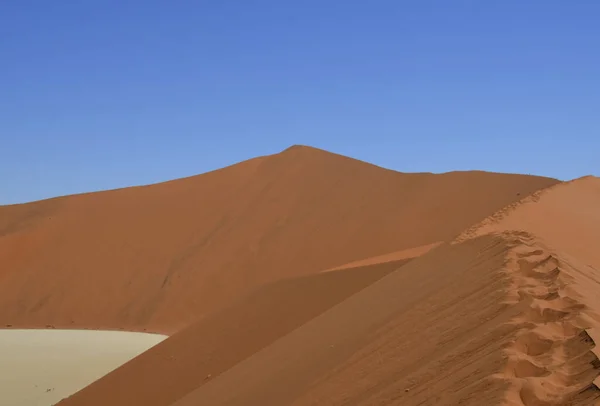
[456,176,600,404]
[498,233,600,405]
[455,175,599,246]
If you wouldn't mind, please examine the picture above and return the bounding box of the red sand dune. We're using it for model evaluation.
[0,146,557,334]
[6,146,599,405]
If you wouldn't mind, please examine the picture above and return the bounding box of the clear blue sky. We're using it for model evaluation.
[2,1,598,204]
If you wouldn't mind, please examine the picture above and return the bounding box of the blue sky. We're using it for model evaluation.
[1,1,598,204]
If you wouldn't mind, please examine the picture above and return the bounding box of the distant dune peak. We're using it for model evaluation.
[277,144,353,160]
[281,144,313,152]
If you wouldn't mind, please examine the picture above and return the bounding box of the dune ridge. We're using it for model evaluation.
[455,175,598,244]
[455,176,600,404]
[497,233,600,405]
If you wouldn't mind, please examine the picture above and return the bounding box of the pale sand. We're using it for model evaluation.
[322,241,442,272]
[0,329,166,406]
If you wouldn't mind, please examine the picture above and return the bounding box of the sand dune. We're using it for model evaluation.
[0,146,558,334]
[5,147,599,406]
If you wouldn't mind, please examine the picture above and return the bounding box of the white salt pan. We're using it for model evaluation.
[0,329,166,406]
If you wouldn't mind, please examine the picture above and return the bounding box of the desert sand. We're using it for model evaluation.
[0,329,165,406]
[1,146,598,405]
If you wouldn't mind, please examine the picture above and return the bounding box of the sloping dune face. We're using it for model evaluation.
[169,177,600,406]
[172,235,520,406]
[56,259,410,406]
[0,146,558,333]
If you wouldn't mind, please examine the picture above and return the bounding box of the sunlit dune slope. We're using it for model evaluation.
[0,146,558,333]
[457,175,600,267]
[56,257,412,406]
[324,241,442,272]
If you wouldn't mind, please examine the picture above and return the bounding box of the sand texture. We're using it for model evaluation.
[3,146,599,405]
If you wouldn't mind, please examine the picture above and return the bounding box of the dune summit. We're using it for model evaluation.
[3,146,599,405]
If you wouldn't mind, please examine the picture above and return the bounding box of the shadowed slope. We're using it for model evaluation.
[172,235,519,406]
[0,146,558,333]
[57,258,410,406]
